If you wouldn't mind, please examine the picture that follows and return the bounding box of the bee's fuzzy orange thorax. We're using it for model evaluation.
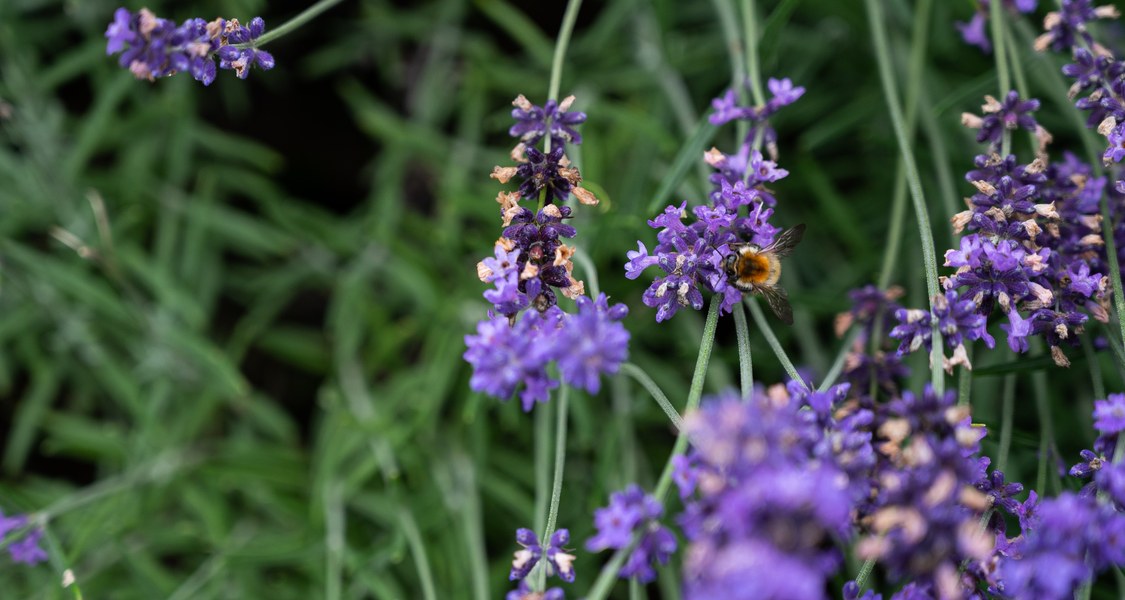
[738,252,773,285]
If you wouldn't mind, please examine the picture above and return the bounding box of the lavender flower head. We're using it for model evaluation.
[889,288,995,372]
[997,493,1125,599]
[510,528,575,583]
[679,387,853,600]
[105,8,274,85]
[956,1,1039,54]
[466,96,630,407]
[627,77,804,322]
[0,510,47,565]
[585,485,676,583]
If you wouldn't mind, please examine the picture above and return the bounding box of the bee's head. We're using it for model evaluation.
[723,251,738,277]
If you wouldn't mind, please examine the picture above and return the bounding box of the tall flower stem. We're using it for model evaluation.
[740,0,767,107]
[538,384,570,589]
[546,0,584,106]
[877,0,932,292]
[653,296,720,501]
[733,300,754,398]
[621,362,684,430]
[989,0,1012,157]
[863,0,944,394]
[252,0,348,47]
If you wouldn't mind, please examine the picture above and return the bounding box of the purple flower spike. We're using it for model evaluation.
[0,510,47,566]
[555,293,629,394]
[1094,393,1125,435]
[510,95,588,148]
[586,485,676,583]
[105,9,275,85]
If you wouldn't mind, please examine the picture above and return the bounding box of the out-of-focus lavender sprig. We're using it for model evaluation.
[956,0,1039,54]
[584,485,677,583]
[0,510,48,566]
[626,77,804,322]
[676,386,862,600]
[105,8,275,85]
[464,95,631,409]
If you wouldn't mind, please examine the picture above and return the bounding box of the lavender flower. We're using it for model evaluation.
[628,77,804,322]
[962,91,1043,148]
[554,294,629,394]
[510,95,587,148]
[506,580,565,600]
[956,1,1039,54]
[1093,392,1125,434]
[856,386,995,594]
[889,289,995,372]
[0,510,47,566]
[997,493,1125,599]
[680,389,853,600]
[105,8,274,85]
[585,485,676,583]
[467,96,631,407]
[509,528,575,583]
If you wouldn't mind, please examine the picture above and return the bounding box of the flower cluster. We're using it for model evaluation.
[893,92,1109,368]
[996,492,1125,599]
[1069,393,1125,506]
[957,1,1039,54]
[105,8,274,85]
[889,288,995,372]
[855,386,998,595]
[584,485,677,582]
[464,96,630,410]
[676,386,860,600]
[626,78,804,321]
[0,510,47,565]
[509,528,575,588]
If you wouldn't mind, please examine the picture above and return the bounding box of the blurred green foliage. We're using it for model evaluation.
[0,0,1122,597]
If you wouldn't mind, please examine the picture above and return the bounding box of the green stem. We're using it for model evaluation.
[546,0,584,106]
[733,299,754,398]
[585,546,631,600]
[653,296,720,502]
[711,0,746,105]
[399,507,438,600]
[621,363,684,431]
[1003,24,1037,153]
[989,0,1011,97]
[863,0,944,394]
[877,0,931,291]
[534,401,550,533]
[251,0,348,47]
[855,556,877,591]
[819,326,861,392]
[741,0,766,107]
[539,385,570,588]
[746,298,802,385]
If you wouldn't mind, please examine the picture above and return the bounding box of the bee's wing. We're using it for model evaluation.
[758,284,793,325]
[763,223,805,258]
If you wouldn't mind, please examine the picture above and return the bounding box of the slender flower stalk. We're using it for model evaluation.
[863,0,946,394]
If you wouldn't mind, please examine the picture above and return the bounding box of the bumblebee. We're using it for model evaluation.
[722,224,806,325]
